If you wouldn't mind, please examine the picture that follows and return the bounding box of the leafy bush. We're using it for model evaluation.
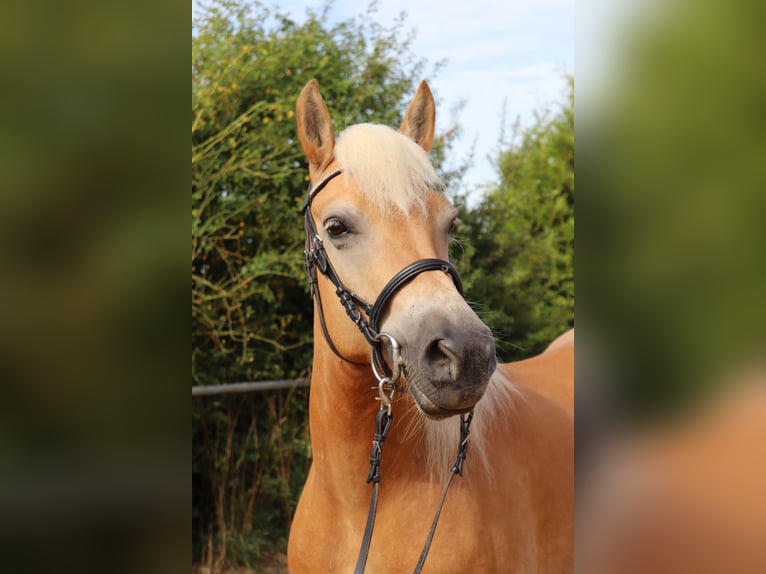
[455,78,574,360]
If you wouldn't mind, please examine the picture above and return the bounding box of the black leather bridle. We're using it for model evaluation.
[302,168,464,367]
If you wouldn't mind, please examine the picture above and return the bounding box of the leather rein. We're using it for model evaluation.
[302,168,474,574]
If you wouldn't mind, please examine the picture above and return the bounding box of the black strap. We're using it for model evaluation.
[369,258,463,332]
[309,263,362,364]
[303,169,371,364]
[354,482,380,574]
[368,258,462,375]
[354,409,393,574]
[302,167,344,211]
[412,412,473,573]
[354,411,473,574]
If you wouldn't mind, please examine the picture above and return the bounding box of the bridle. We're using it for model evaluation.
[302,167,474,574]
[302,168,464,370]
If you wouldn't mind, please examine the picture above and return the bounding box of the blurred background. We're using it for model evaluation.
[578,0,766,421]
[576,0,766,571]
[0,0,187,572]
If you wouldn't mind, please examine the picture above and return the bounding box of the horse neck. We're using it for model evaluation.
[308,334,424,490]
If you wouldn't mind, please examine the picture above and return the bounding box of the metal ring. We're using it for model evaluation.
[370,349,386,382]
[370,332,402,385]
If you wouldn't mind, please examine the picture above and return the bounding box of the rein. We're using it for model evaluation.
[302,168,474,573]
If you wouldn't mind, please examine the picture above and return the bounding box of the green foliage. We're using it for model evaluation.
[454,78,574,360]
[579,2,766,419]
[192,391,309,569]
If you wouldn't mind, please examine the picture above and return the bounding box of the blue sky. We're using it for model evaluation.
[193,0,574,193]
[273,0,574,195]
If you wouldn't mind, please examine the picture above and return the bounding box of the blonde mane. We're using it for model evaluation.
[334,123,443,213]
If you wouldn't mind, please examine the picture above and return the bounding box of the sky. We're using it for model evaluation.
[273,0,574,195]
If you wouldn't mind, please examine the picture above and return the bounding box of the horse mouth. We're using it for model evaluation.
[403,363,493,420]
[409,388,476,419]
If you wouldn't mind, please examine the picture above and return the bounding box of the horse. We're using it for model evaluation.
[287,78,573,573]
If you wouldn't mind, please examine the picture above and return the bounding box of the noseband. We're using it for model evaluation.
[302,168,464,367]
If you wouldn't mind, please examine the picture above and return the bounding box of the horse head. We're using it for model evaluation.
[296,79,496,419]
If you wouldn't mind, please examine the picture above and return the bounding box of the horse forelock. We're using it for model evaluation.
[401,367,520,482]
[334,123,443,214]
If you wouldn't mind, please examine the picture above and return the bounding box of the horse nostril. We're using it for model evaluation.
[424,338,463,382]
[420,332,496,386]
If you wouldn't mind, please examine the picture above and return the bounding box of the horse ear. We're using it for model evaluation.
[296,79,335,172]
[399,80,436,152]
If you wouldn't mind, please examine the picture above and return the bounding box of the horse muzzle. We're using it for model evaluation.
[402,322,496,419]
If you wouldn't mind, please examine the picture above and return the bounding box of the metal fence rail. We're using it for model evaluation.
[192,378,309,396]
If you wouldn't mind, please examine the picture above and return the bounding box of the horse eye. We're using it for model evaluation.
[326,220,348,238]
[448,218,458,235]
